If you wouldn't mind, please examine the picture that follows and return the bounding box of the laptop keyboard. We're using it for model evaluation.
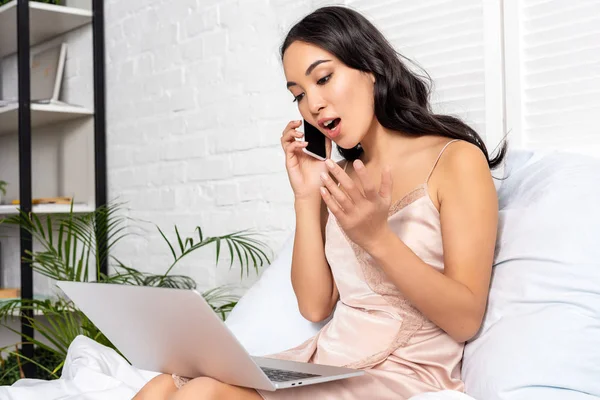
[261,367,320,382]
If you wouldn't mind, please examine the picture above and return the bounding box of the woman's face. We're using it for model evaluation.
[282,41,376,150]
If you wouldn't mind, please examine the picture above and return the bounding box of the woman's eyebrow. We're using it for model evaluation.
[286,59,332,88]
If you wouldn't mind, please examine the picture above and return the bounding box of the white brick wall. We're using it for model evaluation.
[105,0,344,293]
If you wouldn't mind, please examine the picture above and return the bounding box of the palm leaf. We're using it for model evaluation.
[155,226,271,282]
[157,226,176,261]
[175,225,184,254]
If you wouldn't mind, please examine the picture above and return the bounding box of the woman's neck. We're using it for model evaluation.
[359,120,415,168]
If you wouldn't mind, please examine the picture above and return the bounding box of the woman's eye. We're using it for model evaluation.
[292,74,332,103]
[317,74,332,85]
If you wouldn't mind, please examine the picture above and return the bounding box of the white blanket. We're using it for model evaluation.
[0,335,476,400]
[0,336,159,400]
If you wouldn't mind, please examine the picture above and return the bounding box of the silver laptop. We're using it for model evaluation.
[56,281,363,392]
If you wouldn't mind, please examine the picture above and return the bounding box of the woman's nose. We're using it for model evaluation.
[307,93,326,115]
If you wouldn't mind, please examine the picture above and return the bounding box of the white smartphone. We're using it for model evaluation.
[301,119,327,161]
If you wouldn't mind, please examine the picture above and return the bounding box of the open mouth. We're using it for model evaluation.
[324,118,341,137]
[324,118,341,130]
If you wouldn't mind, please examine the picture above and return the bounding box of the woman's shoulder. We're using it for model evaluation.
[431,138,496,205]
[417,136,489,181]
[436,139,490,175]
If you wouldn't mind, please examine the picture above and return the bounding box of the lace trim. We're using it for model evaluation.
[172,374,191,389]
[388,184,427,217]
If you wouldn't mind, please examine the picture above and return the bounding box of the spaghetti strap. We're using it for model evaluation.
[426,139,460,183]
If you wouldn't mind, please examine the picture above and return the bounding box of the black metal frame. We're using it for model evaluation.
[17,0,34,378]
[92,0,108,277]
[15,0,107,377]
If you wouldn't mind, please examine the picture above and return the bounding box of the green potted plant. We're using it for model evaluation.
[0,180,7,205]
[0,201,272,384]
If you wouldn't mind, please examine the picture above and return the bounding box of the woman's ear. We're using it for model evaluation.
[370,73,375,84]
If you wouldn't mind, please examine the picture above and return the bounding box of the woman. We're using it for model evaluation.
[134,5,505,400]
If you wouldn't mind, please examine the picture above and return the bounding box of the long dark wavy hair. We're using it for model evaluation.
[280,6,506,169]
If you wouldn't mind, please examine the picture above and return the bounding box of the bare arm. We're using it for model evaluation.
[279,120,339,323]
[291,196,339,322]
[365,142,497,342]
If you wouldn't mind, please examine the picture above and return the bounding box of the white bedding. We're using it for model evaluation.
[0,335,476,400]
[0,335,159,400]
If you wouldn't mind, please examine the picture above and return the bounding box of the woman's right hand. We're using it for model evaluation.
[281,120,332,201]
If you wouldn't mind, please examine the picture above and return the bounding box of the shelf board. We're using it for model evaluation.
[0,203,95,216]
[0,1,92,59]
[0,103,93,135]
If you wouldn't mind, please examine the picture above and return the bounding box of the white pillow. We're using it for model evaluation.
[225,233,326,356]
[462,150,600,399]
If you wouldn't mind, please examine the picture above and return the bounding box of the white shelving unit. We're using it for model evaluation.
[0,1,92,59]
[0,102,94,135]
[0,1,96,214]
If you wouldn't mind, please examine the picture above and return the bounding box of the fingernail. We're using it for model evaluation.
[320,172,329,181]
[325,159,335,168]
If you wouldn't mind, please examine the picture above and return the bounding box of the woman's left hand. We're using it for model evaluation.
[320,158,394,252]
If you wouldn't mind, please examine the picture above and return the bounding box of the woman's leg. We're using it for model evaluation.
[133,374,178,400]
[169,377,263,400]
